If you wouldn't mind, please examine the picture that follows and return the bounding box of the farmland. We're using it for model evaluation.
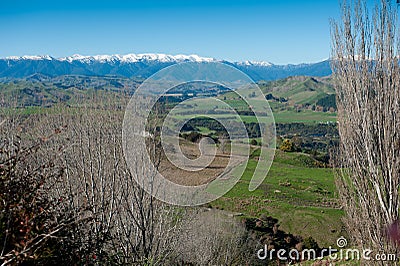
[0,75,343,264]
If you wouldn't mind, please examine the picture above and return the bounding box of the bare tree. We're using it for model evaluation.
[219,133,230,154]
[54,93,180,264]
[111,97,181,265]
[331,0,400,258]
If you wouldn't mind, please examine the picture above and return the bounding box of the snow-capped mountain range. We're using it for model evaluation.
[4,53,269,65]
[59,53,217,64]
[0,53,331,81]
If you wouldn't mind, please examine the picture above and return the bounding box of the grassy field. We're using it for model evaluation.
[169,91,337,125]
[273,110,336,124]
[209,149,344,248]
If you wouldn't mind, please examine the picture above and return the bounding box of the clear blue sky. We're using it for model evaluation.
[0,0,344,64]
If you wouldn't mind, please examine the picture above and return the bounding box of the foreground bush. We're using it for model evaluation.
[0,122,83,264]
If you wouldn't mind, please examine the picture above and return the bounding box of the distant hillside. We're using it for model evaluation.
[0,75,138,107]
[233,60,332,81]
[259,76,335,108]
[0,74,337,111]
[0,54,332,81]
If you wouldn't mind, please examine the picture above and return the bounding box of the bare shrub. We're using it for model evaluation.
[0,119,83,265]
[173,209,250,265]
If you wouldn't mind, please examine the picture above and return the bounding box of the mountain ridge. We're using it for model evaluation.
[0,53,332,81]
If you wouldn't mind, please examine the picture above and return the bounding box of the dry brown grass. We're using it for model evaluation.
[158,138,231,186]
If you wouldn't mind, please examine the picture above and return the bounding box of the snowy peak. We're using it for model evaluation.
[235,60,273,67]
[56,53,216,64]
[5,55,54,61]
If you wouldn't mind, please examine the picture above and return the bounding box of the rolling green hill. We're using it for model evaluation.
[0,75,140,107]
[0,75,337,125]
[210,149,344,248]
[259,76,335,106]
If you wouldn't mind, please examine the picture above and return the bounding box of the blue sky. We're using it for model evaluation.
[0,0,343,64]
